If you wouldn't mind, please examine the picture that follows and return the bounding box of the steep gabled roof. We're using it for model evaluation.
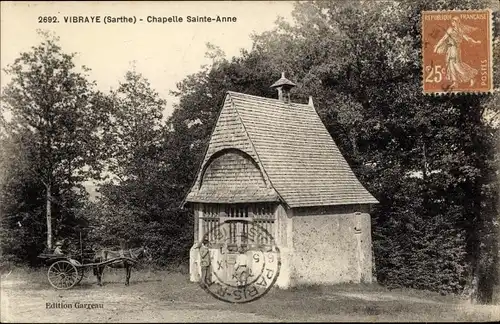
[184,91,378,208]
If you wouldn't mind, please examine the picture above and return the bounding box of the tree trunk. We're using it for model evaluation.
[46,184,52,250]
[470,268,480,304]
[466,177,496,305]
[494,248,500,304]
[422,141,427,181]
[462,261,479,303]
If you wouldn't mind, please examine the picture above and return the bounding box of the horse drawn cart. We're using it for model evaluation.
[37,252,137,290]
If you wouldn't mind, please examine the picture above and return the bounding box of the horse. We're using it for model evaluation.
[92,246,152,286]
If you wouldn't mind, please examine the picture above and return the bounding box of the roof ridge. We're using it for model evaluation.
[227,91,310,107]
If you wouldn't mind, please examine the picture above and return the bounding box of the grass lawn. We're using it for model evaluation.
[1,266,499,322]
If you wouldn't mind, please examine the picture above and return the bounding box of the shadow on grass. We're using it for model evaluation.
[288,282,388,293]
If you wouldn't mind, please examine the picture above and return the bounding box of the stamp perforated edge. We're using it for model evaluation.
[421,8,496,96]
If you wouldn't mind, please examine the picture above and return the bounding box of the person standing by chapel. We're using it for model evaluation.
[198,239,212,285]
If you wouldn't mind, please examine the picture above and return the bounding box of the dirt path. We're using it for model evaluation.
[1,279,278,322]
[1,269,499,322]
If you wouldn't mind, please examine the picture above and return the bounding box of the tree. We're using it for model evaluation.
[103,67,166,182]
[1,30,108,250]
[167,0,499,303]
[0,127,46,264]
[248,0,498,302]
[92,68,194,264]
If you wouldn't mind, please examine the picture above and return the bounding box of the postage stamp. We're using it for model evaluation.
[198,219,281,304]
[421,9,493,94]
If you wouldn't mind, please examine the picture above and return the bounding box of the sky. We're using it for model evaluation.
[1,1,295,118]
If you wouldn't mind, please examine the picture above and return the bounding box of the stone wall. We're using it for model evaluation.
[291,205,373,285]
[189,203,375,288]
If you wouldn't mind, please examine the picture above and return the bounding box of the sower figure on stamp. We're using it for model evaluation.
[433,16,481,88]
[199,238,212,285]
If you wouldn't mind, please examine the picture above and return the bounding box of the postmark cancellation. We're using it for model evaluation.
[421,9,494,95]
[197,219,281,304]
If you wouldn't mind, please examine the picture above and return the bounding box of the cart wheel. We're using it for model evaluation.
[69,259,85,285]
[47,260,79,289]
[75,268,85,285]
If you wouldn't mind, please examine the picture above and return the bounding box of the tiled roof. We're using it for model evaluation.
[187,149,280,204]
[185,97,281,204]
[185,91,378,208]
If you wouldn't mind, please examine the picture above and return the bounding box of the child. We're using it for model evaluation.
[53,241,65,255]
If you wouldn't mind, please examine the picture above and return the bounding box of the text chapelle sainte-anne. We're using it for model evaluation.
[60,15,237,24]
